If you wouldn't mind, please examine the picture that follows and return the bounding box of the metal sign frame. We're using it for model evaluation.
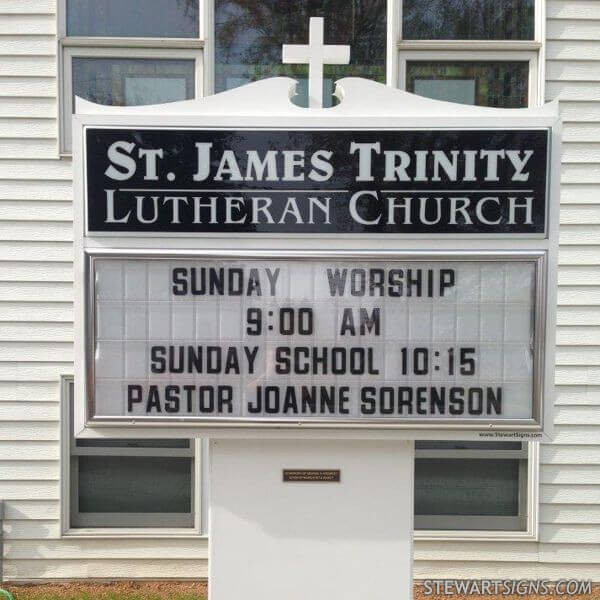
[85,248,547,429]
[72,77,560,440]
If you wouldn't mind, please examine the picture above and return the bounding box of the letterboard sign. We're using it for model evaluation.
[88,252,544,425]
[74,76,559,436]
[85,128,549,235]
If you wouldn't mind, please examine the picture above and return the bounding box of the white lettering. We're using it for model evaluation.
[419,197,442,225]
[387,197,412,224]
[138,148,163,181]
[349,142,380,182]
[506,150,533,182]
[309,150,333,182]
[349,190,381,224]
[163,196,187,224]
[278,197,303,223]
[384,151,411,182]
[252,197,275,223]
[432,150,460,182]
[215,150,243,181]
[282,151,305,181]
[246,150,278,181]
[104,189,131,223]
[448,197,472,225]
[414,151,429,182]
[480,150,505,182]
[308,196,331,224]
[193,196,217,224]
[105,141,136,181]
[508,196,533,224]
[463,150,478,182]
[193,143,212,182]
[225,196,246,224]
[476,197,502,225]
[135,196,159,224]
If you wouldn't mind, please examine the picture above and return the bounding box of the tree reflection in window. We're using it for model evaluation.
[215,0,386,106]
[403,0,534,40]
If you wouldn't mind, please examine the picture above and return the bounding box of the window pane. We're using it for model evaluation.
[72,58,195,107]
[415,458,519,516]
[77,456,192,513]
[215,0,386,106]
[402,0,534,40]
[407,61,528,108]
[66,0,199,38]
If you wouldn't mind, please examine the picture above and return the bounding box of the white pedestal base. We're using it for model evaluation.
[209,439,414,600]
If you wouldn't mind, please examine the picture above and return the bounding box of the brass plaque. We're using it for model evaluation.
[283,469,341,483]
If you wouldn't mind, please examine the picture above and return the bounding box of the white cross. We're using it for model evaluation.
[282,17,350,109]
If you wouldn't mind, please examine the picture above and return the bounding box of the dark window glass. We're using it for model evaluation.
[415,458,520,516]
[78,456,192,513]
[215,0,386,106]
[402,0,534,40]
[72,58,195,107]
[67,0,199,38]
[406,61,529,108]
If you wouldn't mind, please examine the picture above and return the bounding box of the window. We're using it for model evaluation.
[66,0,200,38]
[63,379,198,531]
[214,0,387,106]
[59,0,203,152]
[406,61,529,108]
[72,58,196,107]
[397,0,541,107]
[414,441,538,538]
[402,0,535,40]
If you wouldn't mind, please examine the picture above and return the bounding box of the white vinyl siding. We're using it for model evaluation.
[413,0,600,580]
[547,1,600,583]
[0,0,207,582]
[1,0,600,584]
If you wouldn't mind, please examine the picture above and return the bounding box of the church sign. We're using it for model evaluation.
[85,128,549,235]
[73,49,558,437]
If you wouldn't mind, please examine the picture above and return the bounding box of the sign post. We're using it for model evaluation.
[72,18,559,599]
[209,438,414,600]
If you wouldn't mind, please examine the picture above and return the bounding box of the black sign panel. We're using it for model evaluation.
[85,128,549,235]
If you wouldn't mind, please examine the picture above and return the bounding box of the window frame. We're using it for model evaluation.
[393,0,545,107]
[57,0,206,154]
[414,441,539,541]
[399,49,539,107]
[60,376,205,538]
